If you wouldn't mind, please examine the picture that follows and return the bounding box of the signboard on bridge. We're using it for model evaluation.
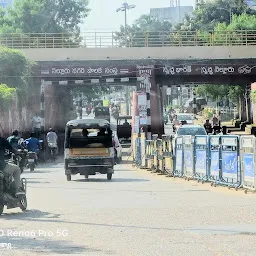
[39,63,256,78]
[40,66,136,77]
[159,64,256,76]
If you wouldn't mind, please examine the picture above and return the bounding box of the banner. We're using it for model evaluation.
[210,151,220,177]
[184,149,193,170]
[195,150,207,174]
[243,153,254,182]
[222,152,238,180]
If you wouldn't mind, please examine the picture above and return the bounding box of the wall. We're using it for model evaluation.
[20,46,256,62]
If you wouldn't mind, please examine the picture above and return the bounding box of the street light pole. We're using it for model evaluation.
[116,2,135,47]
[124,7,127,47]
[117,2,135,115]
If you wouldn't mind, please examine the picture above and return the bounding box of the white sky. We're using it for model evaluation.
[82,0,195,31]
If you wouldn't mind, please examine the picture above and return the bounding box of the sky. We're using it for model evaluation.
[82,0,195,31]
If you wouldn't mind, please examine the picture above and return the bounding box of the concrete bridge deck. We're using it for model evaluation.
[21,46,256,61]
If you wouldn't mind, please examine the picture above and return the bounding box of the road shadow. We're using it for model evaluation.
[74,178,150,183]
[0,234,101,254]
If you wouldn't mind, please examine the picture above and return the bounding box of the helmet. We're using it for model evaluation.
[12,130,19,136]
[49,128,53,132]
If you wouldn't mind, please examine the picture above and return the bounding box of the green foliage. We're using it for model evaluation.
[251,90,256,104]
[115,14,172,47]
[0,47,31,103]
[0,83,16,112]
[0,0,90,34]
[0,0,90,47]
[196,84,245,105]
[176,0,256,31]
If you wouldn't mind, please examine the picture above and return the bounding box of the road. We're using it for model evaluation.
[1,152,256,256]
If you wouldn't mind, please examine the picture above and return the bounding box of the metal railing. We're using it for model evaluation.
[0,30,256,49]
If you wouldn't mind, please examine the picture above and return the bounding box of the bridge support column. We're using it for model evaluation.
[136,65,164,138]
[40,81,73,133]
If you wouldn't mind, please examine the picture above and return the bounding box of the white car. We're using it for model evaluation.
[173,125,207,153]
[173,113,194,131]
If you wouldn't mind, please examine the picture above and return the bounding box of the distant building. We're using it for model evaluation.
[150,6,194,25]
[0,0,13,9]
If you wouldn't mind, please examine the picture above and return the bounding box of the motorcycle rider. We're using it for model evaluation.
[25,132,40,163]
[7,130,21,149]
[0,135,23,195]
[46,128,58,155]
[204,119,212,134]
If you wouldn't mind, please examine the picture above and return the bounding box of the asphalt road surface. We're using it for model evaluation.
[1,151,256,256]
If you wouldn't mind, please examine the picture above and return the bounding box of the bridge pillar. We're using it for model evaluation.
[136,65,164,138]
[40,80,74,133]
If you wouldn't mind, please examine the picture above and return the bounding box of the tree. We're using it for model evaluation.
[0,84,16,112]
[115,14,172,47]
[0,47,31,102]
[0,0,90,48]
[176,0,256,31]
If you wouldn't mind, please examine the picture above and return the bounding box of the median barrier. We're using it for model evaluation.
[162,135,174,177]
[157,139,164,174]
[135,136,141,167]
[240,136,256,193]
[183,136,194,180]
[132,133,253,192]
[219,136,241,189]
[132,133,138,161]
[140,132,146,168]
[145,140,153,170]
[208,136,221,186]
[151,134,158,172]
[174,136,184,177]
[194,136,209,183]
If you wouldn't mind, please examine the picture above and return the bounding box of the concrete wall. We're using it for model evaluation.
[20,46,256,62]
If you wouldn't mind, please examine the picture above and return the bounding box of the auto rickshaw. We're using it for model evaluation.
[94,106,110,122]
[64,119,115,181]
[116,116,132,140]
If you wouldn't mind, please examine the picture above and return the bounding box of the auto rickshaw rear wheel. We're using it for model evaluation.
[66,174,71,181]
[107,173,112,180]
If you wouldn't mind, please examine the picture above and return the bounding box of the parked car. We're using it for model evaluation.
[173,125,207,152]
[173,113,194,131]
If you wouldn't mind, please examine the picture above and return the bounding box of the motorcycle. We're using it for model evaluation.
[0,171,27,215]
[164,113,169,125]
[10,149,28,173]
[48,142,57,162]
[111,108,119,120]
[27,151,37,172]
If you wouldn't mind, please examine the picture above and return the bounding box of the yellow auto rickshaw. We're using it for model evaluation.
[64,119,115,181]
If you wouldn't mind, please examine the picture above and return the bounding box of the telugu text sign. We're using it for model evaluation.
[40,66,135,77]
[159,64,256,76]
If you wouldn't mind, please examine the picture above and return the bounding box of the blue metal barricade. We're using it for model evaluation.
[194,136,209,182]
[162,135,174,177]
[174,136,184,177]
[208,136,221,186]
[132,133,139,161]
[220,136,241,189]
[135,137,141,167]
[140,133,147,168]
[157,139,164,173]
[183,136,194,180]
[145,140,153,170]
[240,136,256,193]
[151,134,158,172]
